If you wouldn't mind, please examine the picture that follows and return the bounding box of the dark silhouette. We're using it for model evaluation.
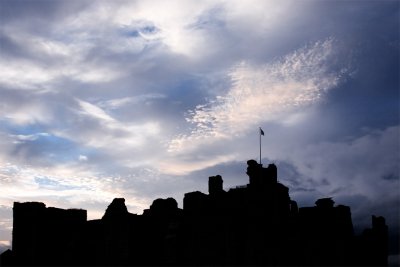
[0,160,388,266]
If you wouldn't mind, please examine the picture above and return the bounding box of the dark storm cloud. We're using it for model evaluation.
[306,1,399,132]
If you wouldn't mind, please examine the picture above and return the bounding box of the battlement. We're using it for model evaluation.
[2,160,389,266]
[246,159,277,187]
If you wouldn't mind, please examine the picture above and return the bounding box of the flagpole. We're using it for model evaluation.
[259,127,262,165]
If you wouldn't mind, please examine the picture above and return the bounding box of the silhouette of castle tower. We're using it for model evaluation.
[208,175,223,195]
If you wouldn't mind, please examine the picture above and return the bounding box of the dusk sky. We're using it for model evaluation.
[0,0,399,256]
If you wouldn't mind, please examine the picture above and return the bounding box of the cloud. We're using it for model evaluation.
[0,160,150,218]
[277,125,400,231]
[9,133,50,144]
[79,155,88,161]
[286,126,399,198]
[97,94,166,111]
[168,38,349,155]
[77,99,115,122]
[62,99,161,157]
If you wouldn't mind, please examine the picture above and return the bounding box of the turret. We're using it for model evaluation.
[246,159,277,187]
[208,175,223,195]
[102,198,128,220]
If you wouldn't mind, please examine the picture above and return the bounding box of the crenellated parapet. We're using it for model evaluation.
[2,160,389,266]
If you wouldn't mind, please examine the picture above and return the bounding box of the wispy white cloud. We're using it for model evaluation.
[158,153,238,176]
[0,52,121,93]
[77,99,115,122]
[168,38,348,154]
[97,94,166,110]
[50,99,162,167]
[9,133,50,144]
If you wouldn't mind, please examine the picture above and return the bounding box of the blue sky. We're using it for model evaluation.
[0,0,399,256]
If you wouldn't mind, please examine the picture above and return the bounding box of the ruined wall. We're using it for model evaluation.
[5,160,388,266]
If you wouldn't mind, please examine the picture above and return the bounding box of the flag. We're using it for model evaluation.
[260,128,264,136]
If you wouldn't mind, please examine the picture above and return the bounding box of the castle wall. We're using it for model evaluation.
[4,160,388,266]
[12,202,87,265]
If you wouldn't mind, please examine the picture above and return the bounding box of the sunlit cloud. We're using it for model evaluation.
[169,38,348,154]
[0,160,148,218]
[158,153,238,175]
[0,60,56,91]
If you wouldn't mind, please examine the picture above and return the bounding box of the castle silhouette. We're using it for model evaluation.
[0,160,388,266]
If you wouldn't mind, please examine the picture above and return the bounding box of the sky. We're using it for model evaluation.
[0,0,399,256]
